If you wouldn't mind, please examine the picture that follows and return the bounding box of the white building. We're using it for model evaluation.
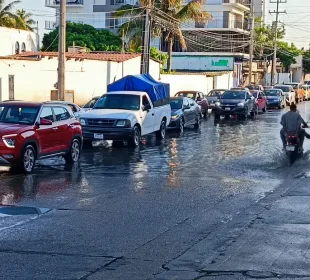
[0,52,161,105]
[44,0,135,31]
[0,27,39,56]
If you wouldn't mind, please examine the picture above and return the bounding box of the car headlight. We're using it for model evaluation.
[215,102,221,107]
[2,134,17,148]
[237,103,245,107]
[80,119,86,126]
[116,120,131,127]
[171,115,180,120]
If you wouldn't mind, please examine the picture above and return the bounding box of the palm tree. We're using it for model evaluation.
[114,0,211,72]
[0,0,20,28]
[15,9,36,31]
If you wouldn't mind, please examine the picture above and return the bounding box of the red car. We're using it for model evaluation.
[175,91,209,118]
[250,90,267,113]
[0,101,83,173]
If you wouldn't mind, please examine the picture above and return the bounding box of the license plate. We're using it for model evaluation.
[286,145,295,151]
[225,107,231,111]
[94,133,104,140]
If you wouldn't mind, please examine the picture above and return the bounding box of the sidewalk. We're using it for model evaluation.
[157,177,310,279]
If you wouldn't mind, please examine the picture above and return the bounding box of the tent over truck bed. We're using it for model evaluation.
[107,74,170,107]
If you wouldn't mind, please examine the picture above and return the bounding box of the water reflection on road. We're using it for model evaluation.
[2,102,310,205]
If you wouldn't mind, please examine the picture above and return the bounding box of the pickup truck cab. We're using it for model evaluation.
[79,91,171,147]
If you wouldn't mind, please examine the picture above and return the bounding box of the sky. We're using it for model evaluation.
[6,0,310,49]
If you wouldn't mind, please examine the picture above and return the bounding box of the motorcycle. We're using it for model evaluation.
[286,134,303,165]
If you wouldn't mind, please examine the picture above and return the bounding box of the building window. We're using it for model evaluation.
[21,43,26,53]
[15,42,20,54]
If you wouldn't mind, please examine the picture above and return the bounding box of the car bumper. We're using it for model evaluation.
[82,126,134,141]
[0,147,20,166]
[213,107,247,115]
[168,119,181,128]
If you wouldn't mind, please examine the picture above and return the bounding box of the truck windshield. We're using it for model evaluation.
[94,94,140,111]
[0,106,39,124]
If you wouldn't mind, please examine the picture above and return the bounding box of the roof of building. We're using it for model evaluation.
[0,51,142,63]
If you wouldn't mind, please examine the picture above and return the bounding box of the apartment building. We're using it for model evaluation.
[44,0,135,31]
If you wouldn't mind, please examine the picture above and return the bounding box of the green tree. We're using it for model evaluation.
[277,42,301,71]
[15,9,36,31]
[114,0,212,72]
[42,23,122,51]
[0,0,20,28]
[302,49,310,75]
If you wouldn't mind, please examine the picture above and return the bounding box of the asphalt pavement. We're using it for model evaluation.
[1,103,310,279]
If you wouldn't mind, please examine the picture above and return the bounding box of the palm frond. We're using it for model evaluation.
[113,4,142,17]
[176,0,212,23]
[1,0,20,13]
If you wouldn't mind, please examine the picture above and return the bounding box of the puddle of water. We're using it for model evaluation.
[0,206,52,216]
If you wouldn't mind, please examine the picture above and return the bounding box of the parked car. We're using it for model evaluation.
[246,84,264,91]
[83,96,100,111]
[274,85,295,106]
[250,90,267,113]
[0,101,83,173]
[45,101,86,119]
[168,97,202,132]
[301,84,310,101]
[213,90,256,118]
[174,91,208,118]
[80,75,171,147]
[284,83,304,103]
[206,89,227,111]
[264,89,286,109]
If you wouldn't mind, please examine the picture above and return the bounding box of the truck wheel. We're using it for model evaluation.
[19,145,36,174]
[156,120,166,140]
[128,126,141,147]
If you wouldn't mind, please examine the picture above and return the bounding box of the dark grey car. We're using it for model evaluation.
[206,89,227,110]
[168,97,202,132]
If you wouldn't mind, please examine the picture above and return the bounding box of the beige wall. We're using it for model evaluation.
[0,56,161,105]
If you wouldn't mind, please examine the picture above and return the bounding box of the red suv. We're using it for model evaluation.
[0,102,83,173]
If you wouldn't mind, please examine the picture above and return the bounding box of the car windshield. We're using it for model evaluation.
[222,91,246,99]
[264,90,280,96]
[0,105,39,124]
[247,85,260,90]
[286,84,298,89]
[176,92,196,100]
[274,86,290,92]
[84,98,99,108]
[94,94,140,110]
[207,90,225,97]
[170,99,183,110]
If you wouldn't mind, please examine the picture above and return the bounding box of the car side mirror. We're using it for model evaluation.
[38,119,53,126]
[142,104,151,111]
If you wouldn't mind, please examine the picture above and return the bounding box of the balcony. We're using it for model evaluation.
[222,0,250,10]
[45,0,84,8]
[45,21,57,30]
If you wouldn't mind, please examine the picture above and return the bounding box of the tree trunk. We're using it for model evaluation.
[167,37,173,73]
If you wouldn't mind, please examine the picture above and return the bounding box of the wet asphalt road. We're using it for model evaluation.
[1,102,310,279]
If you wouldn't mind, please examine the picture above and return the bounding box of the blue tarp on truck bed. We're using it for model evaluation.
[107,74,170,107]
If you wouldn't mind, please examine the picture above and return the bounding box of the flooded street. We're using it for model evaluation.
[1,102,310,279]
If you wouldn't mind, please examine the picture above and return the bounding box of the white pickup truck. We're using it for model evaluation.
[79,91,171,147]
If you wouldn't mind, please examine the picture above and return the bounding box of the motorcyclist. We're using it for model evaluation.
[280,104,310,149]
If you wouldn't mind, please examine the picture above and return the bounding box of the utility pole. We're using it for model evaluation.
[140,0,152,74]
[58,0,66,100]
[249,0,254,85]
[269,0,286,85]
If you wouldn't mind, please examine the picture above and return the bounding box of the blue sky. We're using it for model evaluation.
[8,0,310,49]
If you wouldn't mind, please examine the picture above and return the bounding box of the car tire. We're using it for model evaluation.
[178,117,184,132]
[128,125,141,147]
[64,139,81,164]
[19,145,36,174]
[156,120,166,140]
[194,114,201,129]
